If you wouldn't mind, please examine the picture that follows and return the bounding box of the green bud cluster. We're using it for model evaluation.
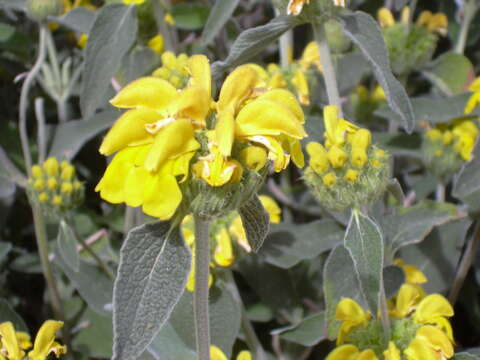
[27,0,64,21]
[383,24,437,75]
[304,144,390,212]
[28,157,84,216]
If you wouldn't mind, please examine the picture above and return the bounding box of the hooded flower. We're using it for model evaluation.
[96,55,211,219]
[378,7,448,35]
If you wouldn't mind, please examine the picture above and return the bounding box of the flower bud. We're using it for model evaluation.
[351,147,368,168]
[47,177,58,190]
[307,142,330,174]
[351,129,372,149]
[344,169,359,183]
[34,179,45,191]
[61,182,73,194]
[61,164,75,180]
[27,0,64,21]
[31,165,43,178]
[322,172,337,187]
[44,157,59,176]
[239,146,268,171]
[52,195,62,206]
[328,146,348,168]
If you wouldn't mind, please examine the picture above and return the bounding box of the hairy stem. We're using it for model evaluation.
[436,182,445,202]
[193,215,211,360]
[455,0,478,54]
[19,25,47,175]
[31,203,70,346]
[225,270,267,360]
[67,216,115,280]
[313,21,342,115]
[449,222,480,304]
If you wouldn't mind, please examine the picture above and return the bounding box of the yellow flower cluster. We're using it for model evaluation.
[29,158,83,212]
[0,320,66,360]
[378,7,448,35]
[96,54,306,220]
[246,42,321,106]
[287,0,345,16]
[211,345,251,360]
[152,52,190,88]
[425,119,478,162]
[465,77,480,114]
[182,195,281,291]
[304,105,389,211]
[327,262,454,360]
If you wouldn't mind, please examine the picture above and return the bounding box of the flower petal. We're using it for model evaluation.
[142,170,182,219]
[217,65,258,113]
[110,77,177,110]
[255,88,305,124]
[259,195,281,224]
[144,119,200,172]
[335,298,369,325]
[215,112,235,157]
[235,99,307,139]
[383,341,401,360]
[403,338,436,360]
[214,227,234,267]
[358,349,379,360]
[177,86,211,126]
[325,344,359,360]
[99,108,159,155]
[377,8,395,27]
[0,322,23,360]
[125,166,152,207]
[210,346,228,360]
[416,325,454,358]
[236,350,252,360]
[28,320,64,360]
[414,294,454,324]
[188,54,211,97]
[394,284,422,318]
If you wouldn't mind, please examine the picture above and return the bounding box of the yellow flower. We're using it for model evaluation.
[383,341,401,360]
[335,298,371,345]
[44,157,59,177]
[322,172,337,187]
[391,283,423,318]
[210,346,252,360]
[413,294,454,340]
[393,259,427,285]
[286,0,309,15]
[344,169,359,183]
[298,42,322,72]
[213,227,235,267]
[164,13,176,25]
[378,8,395,28]
[405,326,453,360]
[323,105,358,148]
[239,146,268,171]
[258,195,281,223]
[77,33,88,49]
[0,322,25,360]
[326,344,378,360]
[123,0,145,5]
[148,34,164,55]
[378,7,448,35]
[27,320,66,360]
[306,142,330,174]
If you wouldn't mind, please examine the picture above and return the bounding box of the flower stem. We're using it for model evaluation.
[455,0,478,54]
[193,215,211,360]
[313,21,342,115]
[31,202,71,347]
[66,215,115,280]
[449,221,480,304]
[436,182,445,202]
[225,270,267,360]
[19,25,48,175]
[379,286,391,341]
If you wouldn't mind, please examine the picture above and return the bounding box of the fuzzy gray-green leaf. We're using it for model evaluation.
[113,222,191,360]
[201,0,239,45]
[80,3,137,118]
[57,220,79,272]
[383,265,405,299]
[238,195,270,252]
[344,212,384,314]
[277,312,326,346]
[341,11,414,132]
[324,245,363,339]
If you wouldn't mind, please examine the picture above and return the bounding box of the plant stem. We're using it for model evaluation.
[153,0,176,52]
[436,182,445,202]
[31,202,70,347]
[455,0,478,54]
[225,270,267,360]
[275,9,293,68]
[34,97,47,164]
[193,215,211,360]
[449,222,480,304]
[313,21,343,115]
[379,286,391,340]
[66,216,115,280]
[19,25,48,175]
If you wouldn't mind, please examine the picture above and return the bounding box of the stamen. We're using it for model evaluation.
[145,117,176,134]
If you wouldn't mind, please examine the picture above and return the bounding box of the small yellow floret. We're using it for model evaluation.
[52,195,62,206]
[323,173,337,187]
[328,146,348,168]
[31,165,43,178]
[39,193,49,203]
[344,169,359,183]
[43,157,59,176]
[372,159,382,168]
[47,178,58,190]
[34,179,45,191]
[61,165,75,181]
[164,12,175,25]
[61,182,73,194]
[351,147,368,168]
[426,129,442,141]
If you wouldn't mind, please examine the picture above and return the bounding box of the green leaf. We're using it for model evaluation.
[0,146,27,187]
[171,4,209,30]
[169,283,241,358]
[386,179,405,205]
[375,93,480,126]
[383,265,404,299]
[48,110,117,160]
[344,211,384,313]
[56,252,114,315]
[73,309,114,359]
[373,132,422,159]
[201,0,239,45]
[113,222,191,360]
[80,3,137,119]
[382,201,460,254]
[261,220,343,269]
[120,47,159,84]
[212,15,299,79]
[0,242,11,265]
[0,23,15,42]
[340,11,414,132]
[0,298,28,332]
[337,52,371,95]
[276,312,326,346]
[0,0,25,11]
[10,253,42,273]
[422,52,474,95]
[453,141,480,214]
[454,353,480,360]
[400,218,471,293]
[54,8,96,34]
[238,195,270,253]
[147,323,196,360]
[323,245,363,339]
[57,220,79,272]
[245,303,273,323]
